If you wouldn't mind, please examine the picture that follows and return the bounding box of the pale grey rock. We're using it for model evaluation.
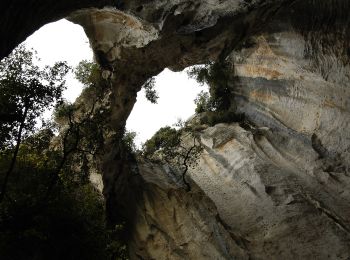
[69,8,159,59]
[77,2,350,259]
[189,123,350,259]
[186,9,350,258]
[128,160,249,260]
[1,0,350,259]
[10,1,348,259]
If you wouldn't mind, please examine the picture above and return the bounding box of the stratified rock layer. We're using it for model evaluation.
[1,0,350,259]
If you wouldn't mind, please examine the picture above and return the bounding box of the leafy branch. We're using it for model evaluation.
[142,121,203,191]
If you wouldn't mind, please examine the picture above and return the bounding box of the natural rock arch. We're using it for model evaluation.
[1,1,350,259]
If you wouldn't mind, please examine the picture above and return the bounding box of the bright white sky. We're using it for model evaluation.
[24,19,207,146]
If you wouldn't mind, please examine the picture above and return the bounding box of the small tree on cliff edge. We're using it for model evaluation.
[142,120,202,191]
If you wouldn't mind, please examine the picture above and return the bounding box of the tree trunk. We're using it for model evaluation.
[0,107,28,203]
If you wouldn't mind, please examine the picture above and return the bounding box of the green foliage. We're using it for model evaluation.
[0,54,129,259]
[194,90,214,113]
[142,77,159,104]
[0,134,118,260]
[106,223,129,260]
[53,100,109,165]
[74,60,100,86]
[122,130,138,153]
[0,44,70,149]
[142,126,181,161]
[189,61,232,112]
[188,60,244,126]
[187,65,210,85]
[142,122,202,191]
[53,60,112,160]
[55,61,129,258]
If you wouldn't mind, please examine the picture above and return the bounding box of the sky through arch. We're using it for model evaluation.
[24,19,208,146]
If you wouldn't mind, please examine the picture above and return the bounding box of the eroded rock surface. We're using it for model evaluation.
[1,0,350,259]
[190,123,350,259]
[71,1,350,259]
[128,161,249,259]
[186,7,350,258]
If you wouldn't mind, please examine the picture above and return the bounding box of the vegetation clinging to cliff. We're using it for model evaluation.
[188,60,232,112]
[142,120,202,191]
[188,60,244,126]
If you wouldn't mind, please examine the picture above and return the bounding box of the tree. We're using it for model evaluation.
[194,90,213,113]
[188,60,233,112]
[0,44,69,202]
[0,128,119,260]
[122,130,138,153]
[54,59,112,157]
[142,121,202,191]
[0,57,129,259]
[188,60,245,126]
[52,60,129,259]
[142,77,159,104]
[74,59,100,86]
[47,60,112,195]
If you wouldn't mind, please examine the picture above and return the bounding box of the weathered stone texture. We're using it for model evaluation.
[1,0,350,259]
[73,1,350,259]
[128,161,249,259]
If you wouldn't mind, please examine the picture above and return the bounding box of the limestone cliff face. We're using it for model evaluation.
[191,123,350,259]
[128,161,249,259]
[186,11,350,257]
[68,1,350,259]
[2,0,350,259]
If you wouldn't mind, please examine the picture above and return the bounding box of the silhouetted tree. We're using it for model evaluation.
[0,45,69,202]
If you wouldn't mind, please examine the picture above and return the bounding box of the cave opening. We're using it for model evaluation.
[2,1,350,259]
[24,18,209,147]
